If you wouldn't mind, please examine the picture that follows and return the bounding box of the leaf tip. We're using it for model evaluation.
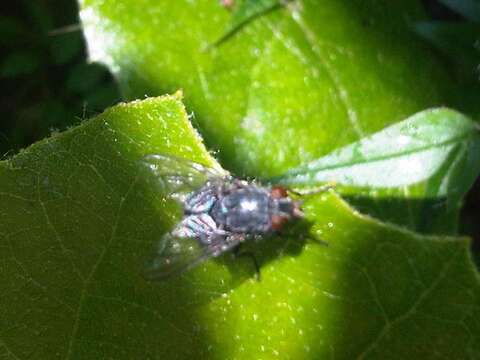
[173,89,184,100]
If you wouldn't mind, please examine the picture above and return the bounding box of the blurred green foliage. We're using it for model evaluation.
[0,0,120,156]
[414,0,480,118]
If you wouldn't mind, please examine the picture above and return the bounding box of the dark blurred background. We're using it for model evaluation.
[0,0,478,257]
[0,0,120,157]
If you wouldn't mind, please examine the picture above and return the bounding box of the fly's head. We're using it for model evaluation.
[270,185,304,231]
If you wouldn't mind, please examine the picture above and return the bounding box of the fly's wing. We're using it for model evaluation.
[143,232,240,280]
[141,153,228,196]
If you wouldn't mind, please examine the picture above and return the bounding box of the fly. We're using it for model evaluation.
[141,153,315,280]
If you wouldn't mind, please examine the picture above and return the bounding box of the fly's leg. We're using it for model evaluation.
[307,236,329,247]
[217,177,259,197]
[232,241,261,281]
[172,213,218,243]
[288,181,336,196]
[294,228,329,247]
[231,178,250,189]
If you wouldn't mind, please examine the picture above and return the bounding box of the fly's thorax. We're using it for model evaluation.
[211,186,273,233]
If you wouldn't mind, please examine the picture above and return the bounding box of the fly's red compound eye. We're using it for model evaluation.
[220,0,235,9]
[271,185,288,199]
[271,214,288,231]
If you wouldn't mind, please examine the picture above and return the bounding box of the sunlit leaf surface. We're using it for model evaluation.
[79,0,450,178]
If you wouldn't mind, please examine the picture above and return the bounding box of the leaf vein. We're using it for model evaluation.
[65,176,138,360]
[285,2,364,137]
[357,247,460,359]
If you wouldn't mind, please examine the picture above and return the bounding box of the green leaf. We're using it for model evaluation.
[273,108,480,232]
[79,0,450,178]
[274,108,479,194]
[78,0,457,232]
[1,97,479,359]
[213,0,283,46]
[0,95,213,358]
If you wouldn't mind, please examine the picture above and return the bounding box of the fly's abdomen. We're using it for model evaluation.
[211,188,271,233]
